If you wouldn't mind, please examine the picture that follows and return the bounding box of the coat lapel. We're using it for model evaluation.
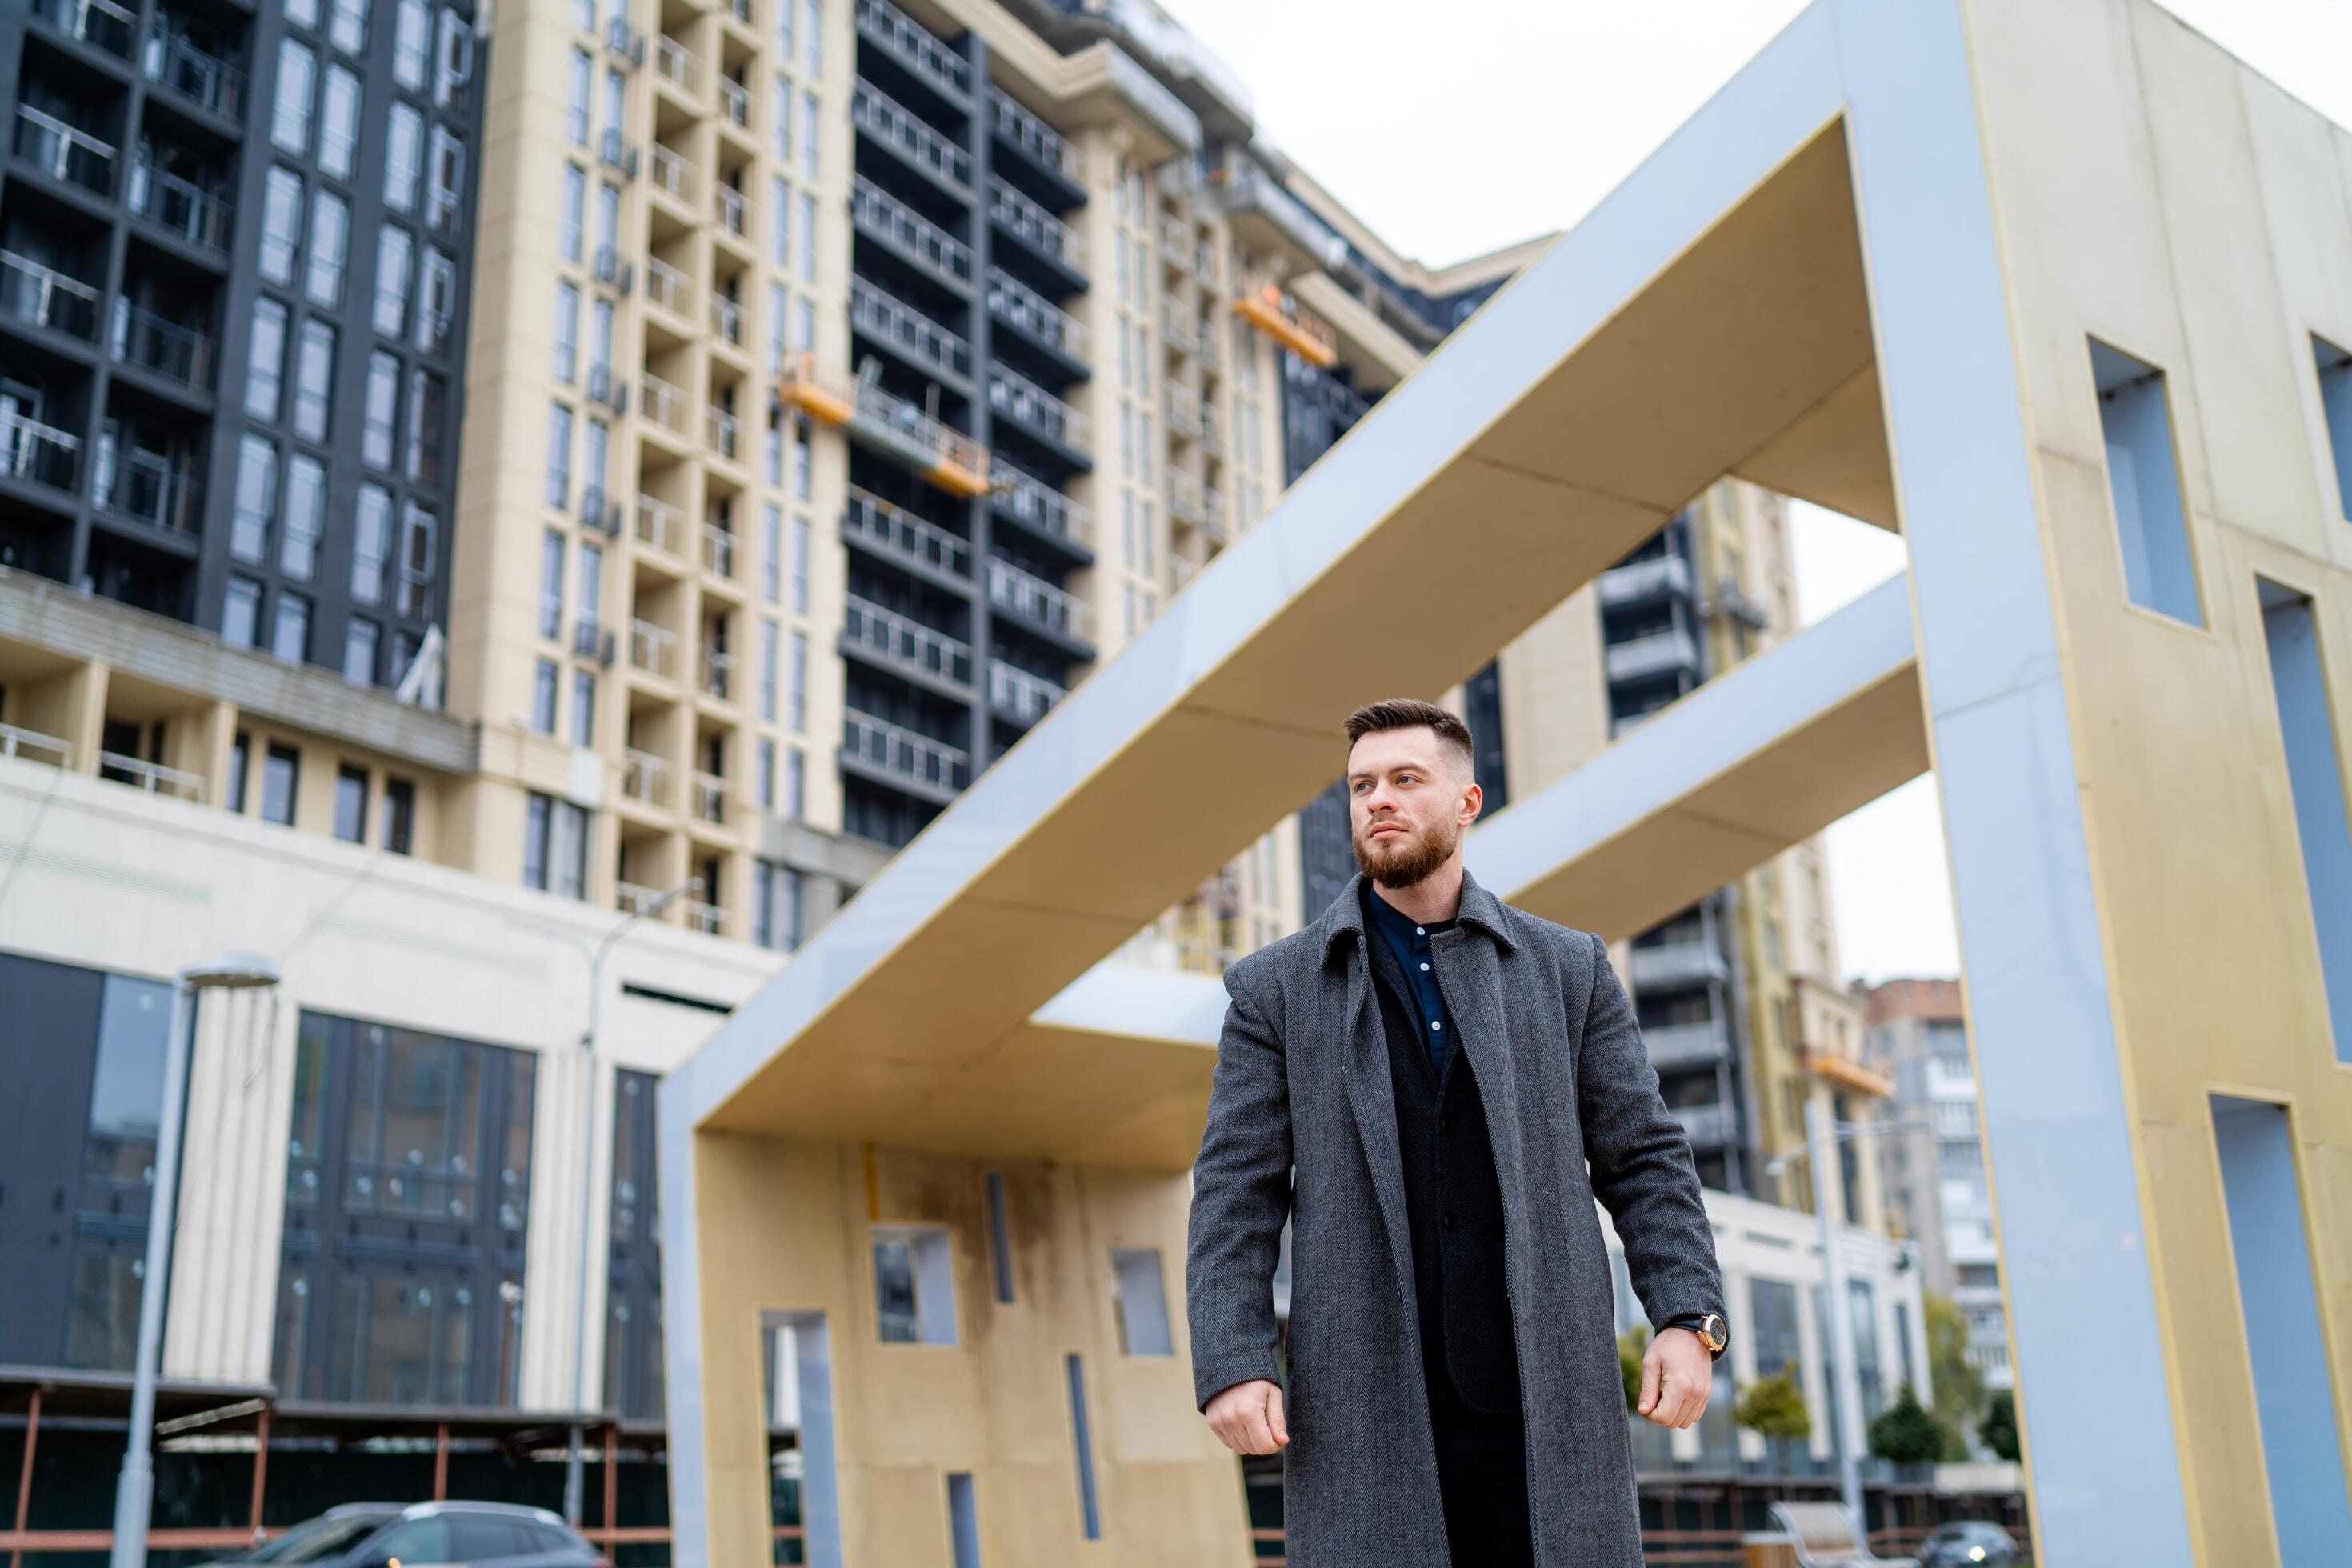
[1317,876,1423,1326]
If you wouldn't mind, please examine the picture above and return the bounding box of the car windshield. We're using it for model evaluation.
[244,1514,398,1562]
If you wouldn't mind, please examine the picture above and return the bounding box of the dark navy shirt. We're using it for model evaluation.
[1365,882,1459,1078]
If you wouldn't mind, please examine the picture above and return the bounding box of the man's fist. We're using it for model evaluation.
[1205,1378,1290,1455]
[1638,1326,1713,1430]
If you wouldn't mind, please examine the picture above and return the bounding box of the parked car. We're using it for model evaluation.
[200,1501,605,1567]
[1918,1520,2021,1566]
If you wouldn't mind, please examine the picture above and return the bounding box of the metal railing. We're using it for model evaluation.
[0,722,72,766]
[690,769,729,822]
[850,178,973,283]
[650,143,696,204]
[843,594,972,685]
[34,0,136,58]
[700,522,737,578]
[718,77,751,130]
[593,244,634,292]
[654,34,700,95]
[850,378,987,484]
[698,648,734,701]
[842,708,966,793]
[1167,470,1205,526]
[988,658,1065,726]
[685,898,724,935]
[645,255,694,317]
[1158,213,1194,272]
[128,157,234,254]
[990,178,1086,272]
[605,14,645,66]
[989,366,1088,451]
[851,278,971,380]
[621,749,671,806]
[1163,382,1202,439]
[1671,1102,1736,1147]
[1160,300,1197,354]
[1196,318,1224,372]
[0,412,82,492]
[1198,402,1226,456]
[706,405,739,460]
[986,267,1087,362]
[710,294,742,346]
[629,617,678,677]
[98,450,201,534]
[142,30,246,120]
[986,557,1092,643]
[714,183,746,237]
[1605,626,1702,685]
[1598,554,1696,608]
[110,298,215,390]
[854,0,971,102]
[843,488,970,579]
[98,750,206,802]
[599,127,639,178]
[639,374,690,435]
[990,461,1090,548]
[14,106,118,194]
[635,492,683,553]
[852,79,973,191]
[986,86,1078,180]
[0,250,100,341]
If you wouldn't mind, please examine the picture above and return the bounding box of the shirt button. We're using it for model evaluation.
[1420,962,1430,971]
[1415,926,1426,935]
[1431,1020,1443,1031]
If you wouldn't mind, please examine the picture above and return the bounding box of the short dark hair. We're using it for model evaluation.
[1343,698,1475,782]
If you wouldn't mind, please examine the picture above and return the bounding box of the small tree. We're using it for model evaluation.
[1618,1326,1650,1414]
[1978,1389,2020,1462]
[1733,1366,1813,1443]
[1868,1382,1951,1466]
[1925,1291,1986,1430]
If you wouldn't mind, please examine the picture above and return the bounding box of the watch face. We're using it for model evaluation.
[1700,1313,1727,1351]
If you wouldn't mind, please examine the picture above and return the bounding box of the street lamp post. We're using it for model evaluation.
[518,878,701,1530]
[110,952,282,1568]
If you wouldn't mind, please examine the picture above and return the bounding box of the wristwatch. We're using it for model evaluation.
[1662,1312,1728,1359]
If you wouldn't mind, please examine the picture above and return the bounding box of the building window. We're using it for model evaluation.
[436,10,474,106]
[398,502,438,618]
[566,47,592,143]
[262,744,300,825]
[1066,1354,1102,1540]
[753,860,801,952]
[554,282,579,382]
[228,733,250,811]
[407,370,446,483]
[984,1172,1014,1304]
[344,618,378,684]
[762,503,782,602]
[307,190,349,306]
[523,792,590,898]
[320,66,362,178]
[538,529,566,636]
[273,38,317,154]
[546,403,573,508]
[532,658,558,734]
[273,594,310,663]
[786,746,804,819]
[578,541,604,634]
[353,484,393,603]
[795,191,816,281]
[232,436,276,563]
[224,575,263,648]
[294,320,335,441]
[386,104,423,213]
[604,1070,664,1421]
[2090,338,2202,626]
[560,163,586,262]
[334,766,369,843]
[261,166,303,284]
[246,298,288,418]
[873,1226,955,1345]
[426,126,466,233]
[382,778,415,853]
[769,174,788,266]
[363,353,400,470]
[571,670,596,747]
[393,0,430,86]
[759,619,778,720]
[756,737,775,809]
[788,630,806,731]
[799,93,818,179]
[327,0,369,56]
[1110,1249,1173,1355]
[374,226,414,338]
[281,455,325,579]
[417,248,457,354]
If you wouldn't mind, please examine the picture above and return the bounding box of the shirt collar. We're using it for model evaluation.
[1318,864,1520,968]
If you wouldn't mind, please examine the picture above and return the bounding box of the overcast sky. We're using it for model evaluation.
[1161,0,2346,985]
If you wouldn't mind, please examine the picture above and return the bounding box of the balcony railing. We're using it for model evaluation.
[986,266,1087,362]
[1163,382,1202,440]
[990,179,1086,273]
[698,648,734,701]
[1166,470,1204,525]
[843,487,970,580]
[986,557,1092,643]
[628,617,679,678]
[843,594,973,686]
[634,492,683,554]
[988,658,1065,726]
[1158,214,1194,272]
[718,77,751,130]
[0,412,81,493]
[1196,318,1224,373]
[98,449,201,534]
[1643,1019,1731,1072]
[987,86,1078,182]
[586,365,629,416]
[1605,626,1702,685]
[714,183,746,238]
[622,748,671,806]
[142,30,247,121]
[685,898,725,934]
[990,461,1091,549]
[1199,402,1226,456]
[854,0,971,103]
[710,294,742,346]
[853,79,973,193]
[848,376,989,495]
[851,278,971,381]
[654,34,700,95]
[645,255,694,318]
[110,299,215,390]
[128,157,234,254]
[33,0,136,58]
[0,722,73,766]
[593,244,634,293]
[700,521,737,578]
[706,405,739,460]
[0,250,100,341]
[843,708,966,794]
[1672,1102,1736,1148]
[1598,554,1696,609]
[988,366,1088,452]
[98,751,206,802]
[1160,300,1197,354]
[599,127,640,179]
[640,374,690,436]
[650,144,696,205]
[605,14,645,66]
[850,177,973,284]
[691,770,730,824]
[14,106,118,195]
[1628,939,1730,992]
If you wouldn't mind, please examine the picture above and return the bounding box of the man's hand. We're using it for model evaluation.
[1638,1328,1712,1430]
[1205,1378,1290,1455]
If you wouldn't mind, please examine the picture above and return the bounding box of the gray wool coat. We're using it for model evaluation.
[1186,866,1726,1567]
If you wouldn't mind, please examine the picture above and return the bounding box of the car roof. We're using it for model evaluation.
[395,1502,570,1527]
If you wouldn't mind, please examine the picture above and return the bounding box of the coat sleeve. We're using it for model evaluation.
[1578,931,1727,1332]
[1185,964,1294,1412]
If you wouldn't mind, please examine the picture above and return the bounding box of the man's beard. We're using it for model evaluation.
[1352,815,1458,890]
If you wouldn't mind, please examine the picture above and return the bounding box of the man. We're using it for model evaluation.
[1187,698,1729,1567]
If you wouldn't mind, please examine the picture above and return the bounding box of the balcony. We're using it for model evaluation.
[710,294,742,348]
[714,184,746,242]
[851,278,972,386]
[987,366,1088,460]
[990,460,1092,557]
[0,250,102,342]
[1643,1019,1730,1072]
[574,617,617,662]
[128,157,234,257]
[654,35,701,98]
[706,405,740,462]
[96,448,202,535]
[855,0,972,106]
[985,266,1087,370]
[842,487,971,586]
[985,557,1092,649]
[1605,626,1701,685]
[842,593,973,690]
[646,256,695,321]
[852,79,972,197]
[0,413,82,496]
[1222,155,1346,273]
[650,145,697,208]
[1199,402,1226,457]
[685,898,725,935]
[1598,553,1696,610]
[586,363,630,415]
[718,78,752,133]
[851,177,974,291]
[988,179,1086,284]
[592,243,635,294]
[110,299,215,391]
[142,30,247,122]
[599,127,640,181]
[842,707,966,801]
[782,355,990,497]
[98,751,206,802]
[1671,1102,1736,1149]
[0,722,73,767]
[1161,300,1197,355]
[1628,940,1730,993]
[988,658,1064,728]
[628,617,679,678]
[700,521,738,579]
[31,0,137,59]
[634,493,685,555]
[1166,470,1205,527]
[698,648,734,702]
[639,374,691,438]
[1231,283,1337,369]
[605,14,646,66]
[987,86,1081,198]
[14,106,118,197]
[691,769,730,824]
[622,748,672,807]
[1164,382,1202,442]
[1197,318,1224,374]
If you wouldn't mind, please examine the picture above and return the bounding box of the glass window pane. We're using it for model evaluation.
[272,39,316,154]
